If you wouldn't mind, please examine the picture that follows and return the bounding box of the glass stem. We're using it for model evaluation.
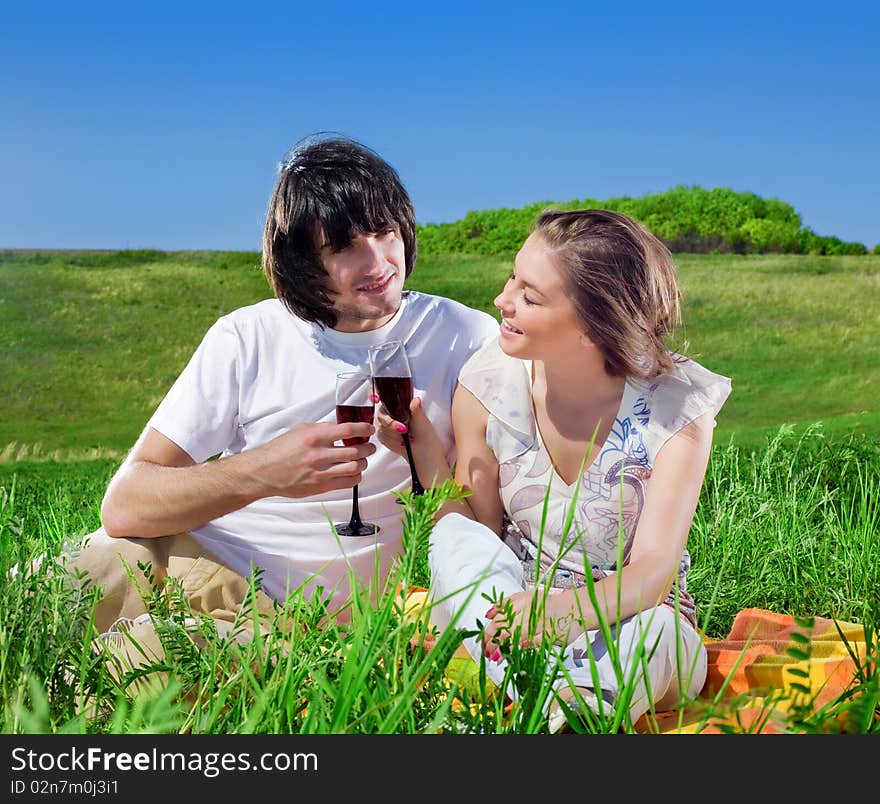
[402,433,425,495]
[349,484,363,527]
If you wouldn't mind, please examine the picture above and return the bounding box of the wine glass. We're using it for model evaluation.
[334,371,379,537]
[368,339,426,497]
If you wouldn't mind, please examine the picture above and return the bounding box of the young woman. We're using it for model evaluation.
[378,209,731,728]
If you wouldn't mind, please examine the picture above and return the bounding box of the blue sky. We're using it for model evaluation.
[2,1,878,250]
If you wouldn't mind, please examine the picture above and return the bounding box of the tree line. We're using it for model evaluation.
[416,186,875,256]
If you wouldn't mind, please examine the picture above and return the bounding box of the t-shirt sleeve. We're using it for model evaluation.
[476,310,500,347]
[147,317,241,463]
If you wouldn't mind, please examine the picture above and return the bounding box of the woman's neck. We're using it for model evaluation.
[533,352,625,413]
[530,352,627,470]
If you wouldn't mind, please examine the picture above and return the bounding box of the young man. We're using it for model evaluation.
[73,136,498,650]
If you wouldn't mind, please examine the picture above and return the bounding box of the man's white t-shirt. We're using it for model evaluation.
[147,291,498,613]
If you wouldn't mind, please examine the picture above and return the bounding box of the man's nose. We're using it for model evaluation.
[362,235,387,265]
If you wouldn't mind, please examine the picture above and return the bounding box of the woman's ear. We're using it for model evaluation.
[579,330,597,350]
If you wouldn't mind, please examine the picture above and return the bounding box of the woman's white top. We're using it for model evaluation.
[457,338,731,625]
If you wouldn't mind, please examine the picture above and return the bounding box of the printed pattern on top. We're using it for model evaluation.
[458,338,732,627]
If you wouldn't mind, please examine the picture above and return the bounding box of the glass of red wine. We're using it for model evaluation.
[334,371,379,537]
[368,340,426,497]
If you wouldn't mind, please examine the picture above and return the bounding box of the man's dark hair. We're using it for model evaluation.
[262,135,417,328]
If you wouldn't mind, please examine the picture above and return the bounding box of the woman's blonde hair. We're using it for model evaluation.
[533,209,682,378]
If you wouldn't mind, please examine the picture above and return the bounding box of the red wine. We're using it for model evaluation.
[373,376,413,423]
[336,404,375,445]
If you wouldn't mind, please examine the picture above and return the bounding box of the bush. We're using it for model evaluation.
[417,187,868,256]
[739,218,804,253]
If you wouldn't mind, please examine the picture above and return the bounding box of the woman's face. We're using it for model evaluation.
[494,232,586,360]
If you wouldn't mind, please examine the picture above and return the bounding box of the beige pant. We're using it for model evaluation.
[67,528,280,695]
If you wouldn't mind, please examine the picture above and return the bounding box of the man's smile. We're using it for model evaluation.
[357,273,395,294]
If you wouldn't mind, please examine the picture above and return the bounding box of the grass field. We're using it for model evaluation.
[1,249,878,458]
[1,248,878,734]
[413,251,880,445]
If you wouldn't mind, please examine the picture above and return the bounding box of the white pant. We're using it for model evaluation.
[428,514,707,722]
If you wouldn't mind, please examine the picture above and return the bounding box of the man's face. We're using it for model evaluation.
[319,227,407,332]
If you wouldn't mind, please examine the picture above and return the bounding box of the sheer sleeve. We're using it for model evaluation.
[639,356,732,457]
[457,338,536,463]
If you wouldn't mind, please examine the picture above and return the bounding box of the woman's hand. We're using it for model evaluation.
[481,590,580,659]
[375,394,462,500]
[375,395,443,460]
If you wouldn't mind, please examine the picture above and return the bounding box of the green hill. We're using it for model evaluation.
[416,186,873,257]
[1,248,878,459]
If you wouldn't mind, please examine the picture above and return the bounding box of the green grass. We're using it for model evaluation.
[1,248,878,734]
[2,249,878,456]
[412,252,880,447]
[0,459,114,543]
[1,446,877,734]
[0,249,270,456]
[674,253,880,445]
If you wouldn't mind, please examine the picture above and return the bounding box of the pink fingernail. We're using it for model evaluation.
[369,393,380,403]
[520,639,529,648]
[485,607,496,618]
[395,424,408,434]
[491,649,502,662]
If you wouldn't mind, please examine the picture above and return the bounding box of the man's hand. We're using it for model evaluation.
[100,421,377,538]
[251,420,376,498]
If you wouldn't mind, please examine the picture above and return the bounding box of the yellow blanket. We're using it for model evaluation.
[637,607,870,734]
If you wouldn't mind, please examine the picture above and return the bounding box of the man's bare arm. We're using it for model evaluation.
[100,421,375,538]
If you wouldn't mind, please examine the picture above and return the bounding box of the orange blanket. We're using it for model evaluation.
[636,607,870,734]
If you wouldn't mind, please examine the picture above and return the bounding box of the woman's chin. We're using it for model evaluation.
[498,334,524,357]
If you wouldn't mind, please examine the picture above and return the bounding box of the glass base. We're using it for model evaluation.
[335,521,379,537]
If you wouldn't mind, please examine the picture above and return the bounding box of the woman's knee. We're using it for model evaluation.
[637,606,706,699]
[428,514,521,584]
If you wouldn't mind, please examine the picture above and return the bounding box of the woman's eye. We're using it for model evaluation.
[523,293,536,306]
